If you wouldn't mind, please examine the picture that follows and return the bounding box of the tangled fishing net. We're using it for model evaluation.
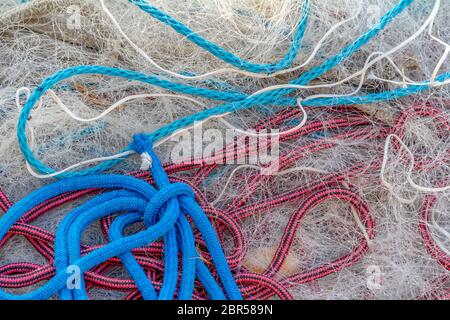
[0,0,448,300]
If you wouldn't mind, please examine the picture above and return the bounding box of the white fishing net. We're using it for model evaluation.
[0,0,448,299]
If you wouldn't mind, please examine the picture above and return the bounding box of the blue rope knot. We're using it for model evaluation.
[130,133,153,155]
[0,134,241,300]
[130,133,195,226]
[142,182,194,227]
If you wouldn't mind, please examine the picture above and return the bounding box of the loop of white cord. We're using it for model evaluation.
[380,134,450,201]
[18,89,306,178]
[245,0,449,100]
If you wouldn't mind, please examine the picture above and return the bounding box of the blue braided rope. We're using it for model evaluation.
[0,134,242,300]
[128,0,310,74]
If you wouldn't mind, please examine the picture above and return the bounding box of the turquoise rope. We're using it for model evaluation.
[128,0,310,74]
[16,0,428,178]
[17,0,450,181]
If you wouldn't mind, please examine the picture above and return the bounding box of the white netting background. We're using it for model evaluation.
[0,0,448,299]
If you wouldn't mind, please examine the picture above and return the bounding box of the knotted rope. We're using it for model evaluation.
[0,134,241,300]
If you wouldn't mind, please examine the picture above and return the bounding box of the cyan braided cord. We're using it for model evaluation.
[24,65,247,103]
[128,0,310,74]
[18,0,444,179]
[0,134,242,300]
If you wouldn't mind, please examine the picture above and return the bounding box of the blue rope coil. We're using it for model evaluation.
[0,134,241,300]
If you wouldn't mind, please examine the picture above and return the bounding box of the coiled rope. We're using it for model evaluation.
[0,134,241,300]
